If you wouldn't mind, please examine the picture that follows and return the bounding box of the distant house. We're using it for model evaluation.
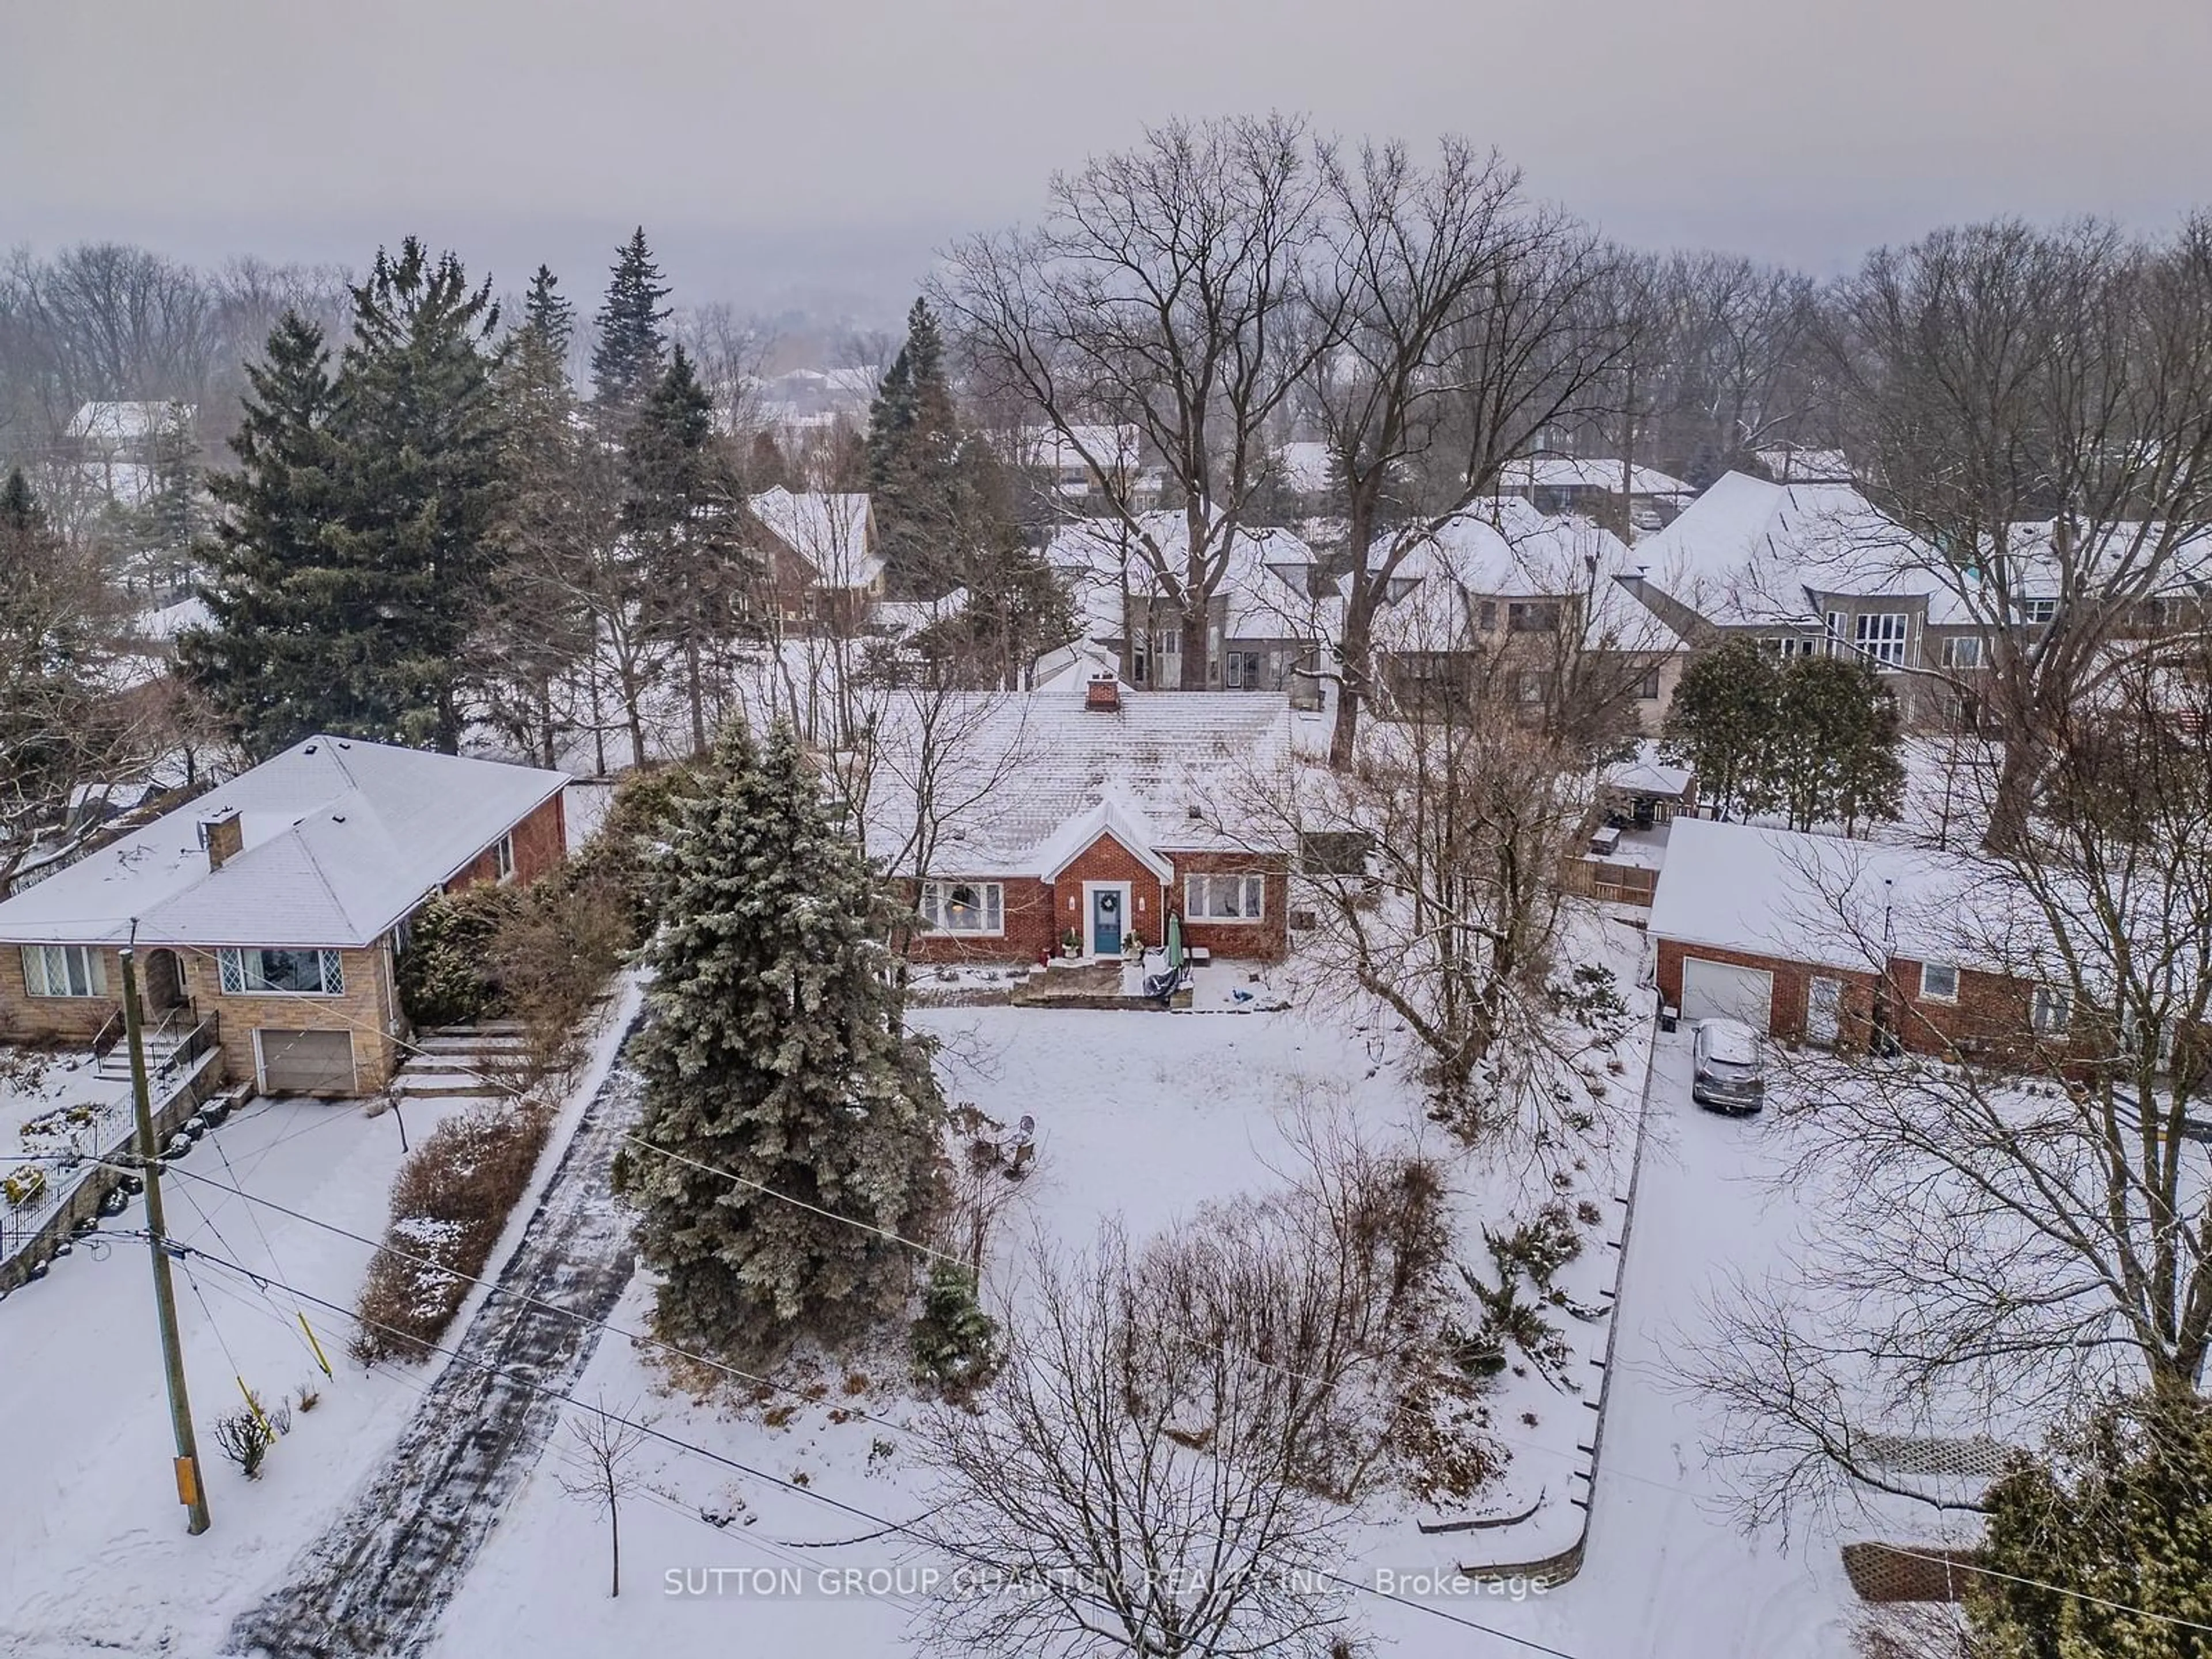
[1649,817,2072,1055]
[1049,514,1338,697]
[0,738,568,1096]
[1012,425,1147,502]
[1615,471,2070,729]
[1498,455,1694,531]
[857,672,1293,964]
[1368,499,1690,733]
[1753,445,1853,484]
[747,487,882,630]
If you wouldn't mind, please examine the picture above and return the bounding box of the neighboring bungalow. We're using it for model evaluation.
[1649,817,2071,1055]
[747,486,882,630]
[1049,513,1337,698]
[0,737,568,1097]
[1753,445,1853,484]
[858,671,1293,965]
[1498,455,1694,532]
[1369,499,1690,733]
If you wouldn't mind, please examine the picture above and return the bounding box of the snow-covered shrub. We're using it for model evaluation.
[485,864,628,1083]
[350,1101,551,1362]
[211,1391,290,1479]
[910,1263,998,1395]
[396,884,521,1028]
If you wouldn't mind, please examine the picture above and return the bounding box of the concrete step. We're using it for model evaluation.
[392,1072,503,1100]
[418,1021,528,1037]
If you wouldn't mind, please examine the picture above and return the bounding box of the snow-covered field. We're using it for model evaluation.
[0,938,1870,1658]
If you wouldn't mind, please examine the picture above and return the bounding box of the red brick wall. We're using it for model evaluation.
[1171,850,1290,961]
[444,791,567,892]
[1051,834,1169,953]
[1657,936,2057,1057]
[903,877,1058,965]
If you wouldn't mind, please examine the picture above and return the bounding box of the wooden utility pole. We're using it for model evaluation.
[122,945,211,1535]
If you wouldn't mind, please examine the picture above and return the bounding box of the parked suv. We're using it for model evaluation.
[1690,1017,1766,1114]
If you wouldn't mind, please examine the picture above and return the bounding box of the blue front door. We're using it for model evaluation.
[1092,888,1123,955]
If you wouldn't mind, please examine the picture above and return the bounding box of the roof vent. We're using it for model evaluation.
[1086,672,1122,713]
[303,743,317,754]
[198,808,243,872]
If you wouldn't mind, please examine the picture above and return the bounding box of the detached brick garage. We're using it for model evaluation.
[1648,818,2069,1055]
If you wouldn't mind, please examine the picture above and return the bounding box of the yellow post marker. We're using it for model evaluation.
[175,1456,200,1508]
[300,1313,334,1380]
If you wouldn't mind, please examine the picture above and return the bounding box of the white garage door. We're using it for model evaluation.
[1680,957,1774,1034]
[256,1029,357,1095]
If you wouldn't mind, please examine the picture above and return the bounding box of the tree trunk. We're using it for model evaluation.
[687,637,707,756]
[1984,733,2047,853]
[609,1494,622,1597]
[1179,593,1211,690]
[1329,586,1378,772]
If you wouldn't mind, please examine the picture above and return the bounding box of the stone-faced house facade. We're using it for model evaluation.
[858,673,1293,965]
[0,737,569,1096]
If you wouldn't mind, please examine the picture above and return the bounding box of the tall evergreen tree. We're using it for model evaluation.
[185,243,505,755]
[1661,639,1780,821]
[625,345,751,754]
[323,238,507,752]
[865,298,964,599]
[180,312,347,756]
[619,720,947,1357]
[592,228,672,416]
[479,266,600,766]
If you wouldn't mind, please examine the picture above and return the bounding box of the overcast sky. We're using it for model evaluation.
[7,0,2209,322]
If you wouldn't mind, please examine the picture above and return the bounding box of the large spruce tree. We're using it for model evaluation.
[620,719,947,1357]
[186,243,505,755]
[865,298,964,599]
[479,266,600,766]
[181,312,347,756]
[592,228,672,416]
[624,344,748,755]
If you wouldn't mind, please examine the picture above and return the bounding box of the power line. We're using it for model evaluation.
[132,1228,1600,1659]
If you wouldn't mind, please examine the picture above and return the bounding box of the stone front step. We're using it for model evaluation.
[392,1071,503,1100]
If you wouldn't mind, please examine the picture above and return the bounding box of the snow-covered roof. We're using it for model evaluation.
[0,737,569,949]
[749,487,880,589]
[1013,425,1142,488]
[1649,818,2005,975]
[1626,472,1936,628]
[1370,503,1688,654]
[1604,744,1692,799]
[855,676,1293,877]
[1050,515,1333,645]
[869,589,969,639]
[1502,456,1692,499]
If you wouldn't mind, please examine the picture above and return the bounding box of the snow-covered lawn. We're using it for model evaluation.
[0,942,1876,1658]
[430,922,1866,1658]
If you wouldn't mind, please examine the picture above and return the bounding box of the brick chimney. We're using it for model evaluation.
[1085,672,1122,712]
[200,808,243,871]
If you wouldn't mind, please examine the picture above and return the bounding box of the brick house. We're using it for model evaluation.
[0,737,569,1096]
[857,672,1292,965]
[1647,817,2073,1057]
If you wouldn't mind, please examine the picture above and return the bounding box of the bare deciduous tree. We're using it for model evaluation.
[1306,139,1631,768]
[940,115,1331,691]
[556,1396,653,1599]
[1821,215,2212,848]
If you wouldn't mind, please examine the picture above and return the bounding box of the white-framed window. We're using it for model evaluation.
[1854,612,1910,666]
[1919,962,1959,1002]
[1637,669,1662,700]
[2019,597,2058,624]
[492,832,516,883]
[1507,601,1561,634]
[1185,873,1265,922]
[217,947,346,997]
[2031,984,2073,1035]
[1941,635,1984,669]
[919,881,1003,936]
[21,944,107,999]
